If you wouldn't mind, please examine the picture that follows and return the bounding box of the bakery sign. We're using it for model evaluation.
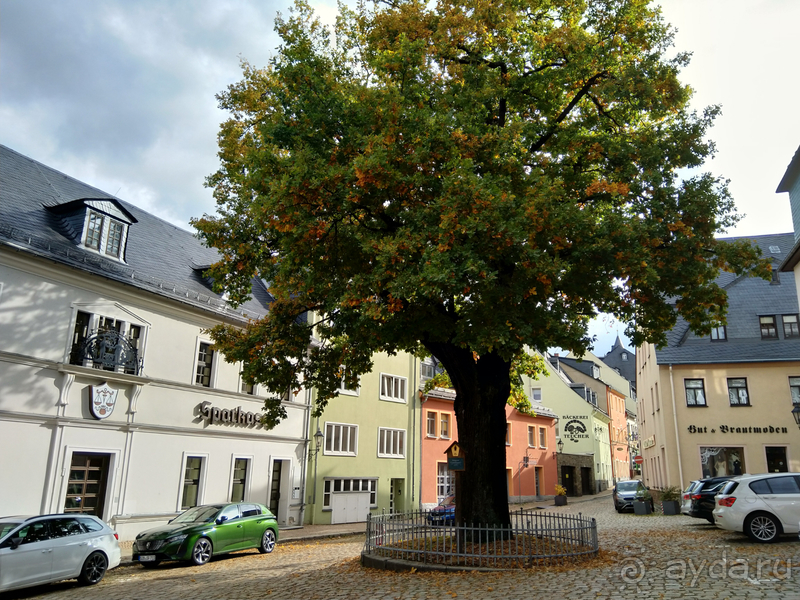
[562,416,589,443]
[199,401,263,428]
[90,383,119,419]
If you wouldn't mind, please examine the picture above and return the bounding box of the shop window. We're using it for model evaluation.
[700,447,744,478]
[727,378,750,406]
[684,379,706,406]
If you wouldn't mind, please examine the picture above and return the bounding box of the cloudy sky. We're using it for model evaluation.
[2,0,799,354]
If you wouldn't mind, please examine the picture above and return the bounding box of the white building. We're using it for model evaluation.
[0,145,310,540]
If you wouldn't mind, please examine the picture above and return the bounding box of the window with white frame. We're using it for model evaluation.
[378,428,406,458]
[531,387,542,402]
[437,462,455,501]
[69,309,145,375]
[380,374,407,403]
[784,315,800,338]
[195,342,215,387]
[539,427,547,448]
[323,478,377,508]
[82,210,128,260]
[528,425,535,447]
[337,367,359,396]
[426,411,437,437]
[324,422,358,456]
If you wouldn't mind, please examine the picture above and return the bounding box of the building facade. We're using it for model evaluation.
[638,233,800,489]
[0,145,310,540]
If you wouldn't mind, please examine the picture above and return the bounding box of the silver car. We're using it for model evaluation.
[0,514,121,593]
[680,480,701,516]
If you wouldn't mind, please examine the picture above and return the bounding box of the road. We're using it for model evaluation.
[6,497,800,600]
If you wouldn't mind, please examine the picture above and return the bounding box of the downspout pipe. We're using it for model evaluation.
[669,364,685,487]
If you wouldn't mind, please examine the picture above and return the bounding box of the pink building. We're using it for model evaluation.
[420,388,558,508]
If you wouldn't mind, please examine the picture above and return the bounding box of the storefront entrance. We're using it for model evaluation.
[766,446,788,473]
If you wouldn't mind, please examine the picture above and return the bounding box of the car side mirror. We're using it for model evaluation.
[216,516,228,525]
[9,537,22,549]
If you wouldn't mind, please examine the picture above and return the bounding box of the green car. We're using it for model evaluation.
[132,503,278,567]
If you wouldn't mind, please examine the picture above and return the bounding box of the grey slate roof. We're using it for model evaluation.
[655,232,800,364]
[600,336,636,388]
[0,144,272,321]
[777,144,800,193]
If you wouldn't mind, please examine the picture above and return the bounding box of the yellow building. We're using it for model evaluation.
[637,233,800,489]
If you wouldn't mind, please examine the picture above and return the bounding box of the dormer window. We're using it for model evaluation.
[621,352,628,361]
[83,210,127,259]
[710,324,727,341]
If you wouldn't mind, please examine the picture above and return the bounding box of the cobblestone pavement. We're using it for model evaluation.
[7,497,800,600]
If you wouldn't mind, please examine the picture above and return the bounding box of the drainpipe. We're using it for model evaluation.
[669,364,684,487]
[298,384,312,526]
[411,356,417,508]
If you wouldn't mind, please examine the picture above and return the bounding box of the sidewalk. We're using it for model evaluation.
[118,490,613,566]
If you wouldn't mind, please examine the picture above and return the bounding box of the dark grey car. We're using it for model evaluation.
[612,480,653,512]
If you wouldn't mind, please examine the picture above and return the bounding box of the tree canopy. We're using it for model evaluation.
[194,0,769,523]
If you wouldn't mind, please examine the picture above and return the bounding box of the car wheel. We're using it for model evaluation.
[190,537,213,565]
[259,529,276,554]
[745,513,781,543]
[78,551,108,585]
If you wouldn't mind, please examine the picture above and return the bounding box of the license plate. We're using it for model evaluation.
[138,555,156,562]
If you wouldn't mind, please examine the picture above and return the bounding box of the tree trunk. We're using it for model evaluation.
[425,342,512,528]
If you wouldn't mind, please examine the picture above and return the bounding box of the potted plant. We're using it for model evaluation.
[633,486,654,515]
[660,485,681,515]
[554,484,568,506]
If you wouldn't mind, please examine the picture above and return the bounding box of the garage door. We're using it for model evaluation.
[330,491,371,524]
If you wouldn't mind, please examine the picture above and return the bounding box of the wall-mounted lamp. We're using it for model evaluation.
[792,405,800,429]
[557,439,564,454]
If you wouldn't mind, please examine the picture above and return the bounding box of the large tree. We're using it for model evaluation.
[194,0,768,527]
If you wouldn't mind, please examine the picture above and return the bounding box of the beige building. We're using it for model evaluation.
[637,233,800,489]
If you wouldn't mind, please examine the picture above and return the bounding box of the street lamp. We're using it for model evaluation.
[557,438,564,454]
[792,405,800,428]
[311,426,324,509]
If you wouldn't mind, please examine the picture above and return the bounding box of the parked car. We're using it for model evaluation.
[132,503,278,567]
[713,473,800,542]
[0,513,120,593]
[688,477,733,523]
[612,481,653,513]
[427,495,455,525]
[680,480,702,516]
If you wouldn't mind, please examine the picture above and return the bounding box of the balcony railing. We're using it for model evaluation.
[70,329,142,375]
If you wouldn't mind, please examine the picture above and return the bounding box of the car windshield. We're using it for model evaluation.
[0,520,22,539]
[172,506,222,524]
[617,481,640,492]
[439,495,455,507]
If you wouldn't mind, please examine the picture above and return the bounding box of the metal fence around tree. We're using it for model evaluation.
[363,508,598,569]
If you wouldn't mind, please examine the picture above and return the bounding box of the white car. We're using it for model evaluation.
[712,473,800,543]
[0,513,121,593]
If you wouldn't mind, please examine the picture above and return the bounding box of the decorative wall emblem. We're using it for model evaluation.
[90,382,119,419]
[563,419,588,442]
